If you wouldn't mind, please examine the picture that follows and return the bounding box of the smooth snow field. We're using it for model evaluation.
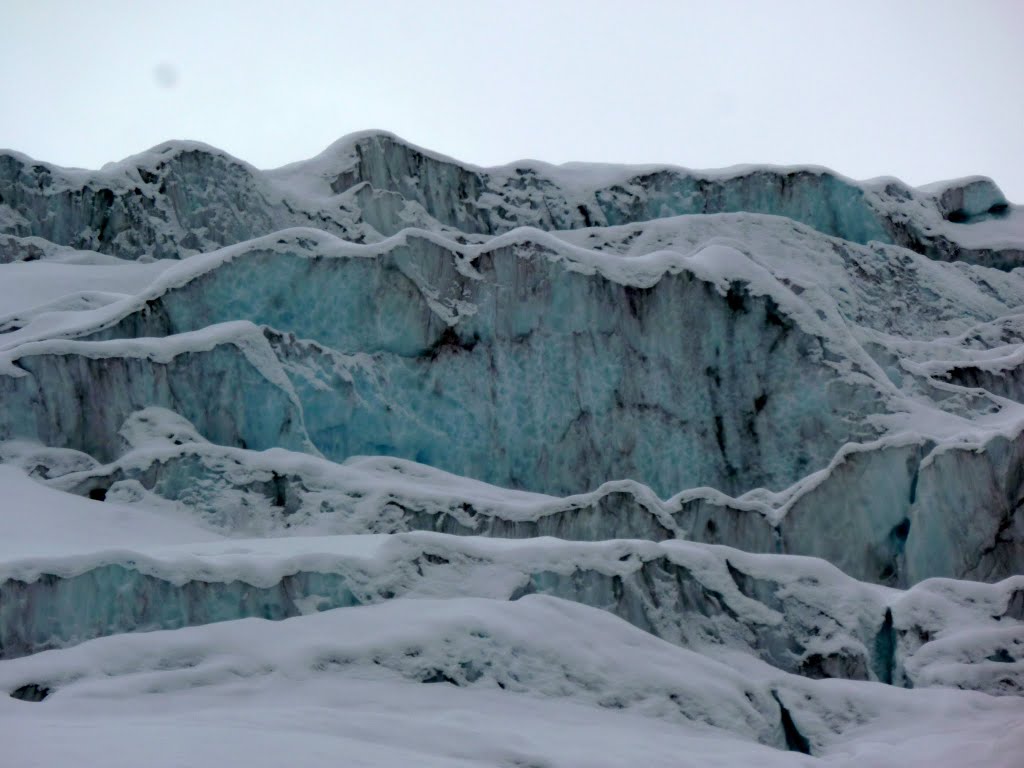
[1,133,1023,766]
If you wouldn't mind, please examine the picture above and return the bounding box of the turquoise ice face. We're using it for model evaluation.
[48,233,882,498]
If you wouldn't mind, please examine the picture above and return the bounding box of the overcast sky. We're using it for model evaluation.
[3,0,1022,200]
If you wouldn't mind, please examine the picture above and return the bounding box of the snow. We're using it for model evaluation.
[1,672,808,768]
[0,258,175,317]
[0,465,222,559]
[941,206,1024,250]
[2,597,1022,767]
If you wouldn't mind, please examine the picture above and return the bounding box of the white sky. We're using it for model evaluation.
[3,0,1022,200]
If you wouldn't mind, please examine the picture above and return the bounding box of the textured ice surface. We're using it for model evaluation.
[3,524,1021,695]
[2,596,1022,766]
[0,323,313,462]
[2,133,1024,764]
[23,426,1017,586]
[4,132,1017,266]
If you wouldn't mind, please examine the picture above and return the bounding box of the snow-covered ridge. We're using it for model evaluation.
[3,494,1021,698]
[7,593,1023,764]
[1,424,1012,587]
[2,130,1021,266]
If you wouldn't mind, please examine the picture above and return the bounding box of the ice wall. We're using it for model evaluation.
[3,532,1020,698]
[3,131,1019,267]
[39,426,1022,587]
[0,325,312,462]
[2,133,1024,723]
[60,235,883,496]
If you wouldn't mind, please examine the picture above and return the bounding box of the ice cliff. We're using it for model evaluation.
[1,132,1022,763]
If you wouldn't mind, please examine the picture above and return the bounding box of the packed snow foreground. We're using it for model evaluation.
[0,133,1022,766]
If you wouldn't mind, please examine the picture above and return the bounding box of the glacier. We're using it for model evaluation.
[1,132,1023,766]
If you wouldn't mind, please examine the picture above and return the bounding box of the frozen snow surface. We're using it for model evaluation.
[1,133,1023,765]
